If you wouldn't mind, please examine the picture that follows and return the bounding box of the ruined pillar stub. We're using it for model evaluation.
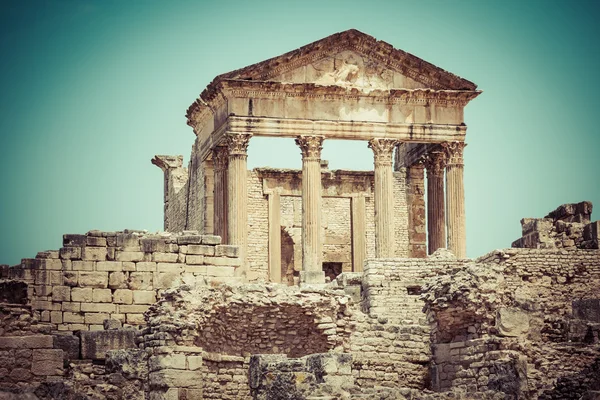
[226,133,251,278]
[213,146,228,244]
[296,135,325,284]
[423,151,447,255]
[368,138,397,258]
[443,142,467,259]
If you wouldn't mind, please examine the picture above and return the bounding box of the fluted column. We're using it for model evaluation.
[296,135,325,284]
[423,151,447,255]
[443,142,467,259]
[368,138,398,258]
[213,146,228,244]
[226,133,251,277]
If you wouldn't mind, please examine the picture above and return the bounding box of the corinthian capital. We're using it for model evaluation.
[368,138,397,166]
[212,146,229,171]
[442,141,466,166]
[295,135,324,160]
[423,151,447,176]
[226,134,252,156]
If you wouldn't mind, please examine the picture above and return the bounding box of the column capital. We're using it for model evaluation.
[441,141,466,166]
[212,146,229,171]
[368,138,398,166]
[423,150,447,177]
[226,133,252,156]
[295,135,324,160]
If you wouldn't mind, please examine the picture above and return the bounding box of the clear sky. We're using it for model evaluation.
[1,0,599,266]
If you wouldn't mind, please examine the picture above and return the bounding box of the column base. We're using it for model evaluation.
[299,270,325,285]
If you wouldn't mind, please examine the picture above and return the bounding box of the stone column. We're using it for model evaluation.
[268,190,282,283]
[226,133,251,276]
[295,135,325,284]
[368,138,397,258]
[443,142,467,259]
[351,195,366,272]
[423,151,447,255]
[213,146,228,244]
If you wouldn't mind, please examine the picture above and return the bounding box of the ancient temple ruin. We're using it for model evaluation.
[153,29,480,284]
[1,30,599,400]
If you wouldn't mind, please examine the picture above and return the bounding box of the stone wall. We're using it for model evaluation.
[1,230,241,333]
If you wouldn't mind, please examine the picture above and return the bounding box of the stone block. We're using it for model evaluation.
[201,235,221,245]
[149,354,187,371]
[71,287,93,302]
[153,252,179,263]
[215,245,239,258]
[203,256,241,267]
[187,355,203,371]
[9,367,32,381]
[59,246,81,260]
[157,263,183,273]
[116,233,141,250]
[185,255,204,265]
[79,272,108,288]
[63,271,78,286]
[87,236,107,247]
[85,312,110,325]
[118,304,150,313]
[81,302,116,313]
[97,261,124,272]
[80,330,137,360]
[72,261,95,271]
[53,334,80,360]
[496,308,530,337]
[69,323,88,331]
[89,324,104,331]
[82,247,107,261]
[113,289,133,304]
[126,313,146,325]
[116,251,145,262]
[149,369,203,388]
[133,290,156,304]
[63,312,84,324]
[141,237,169,253]
[62,302,81,312]
[177,235,202,245]
[137,262,157,272]
[32,300,53,311]
[154,272,183,289]
[104,319,122,330]
[92,288,112,303]
[205,266,235,277]
[50,310,63,324]
[123,261,136,271]
[0,335,53,349]
[109,271,127,289]
[129,272,153,290]
[187,245,215,256]
[183,265,206,274]
[52,286,71,302]
[63,234,86,247]
[37,258,63,270]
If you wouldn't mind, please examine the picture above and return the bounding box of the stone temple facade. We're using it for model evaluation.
[1,30,599,400]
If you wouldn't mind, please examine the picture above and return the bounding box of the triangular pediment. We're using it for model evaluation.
[216,29,477,92]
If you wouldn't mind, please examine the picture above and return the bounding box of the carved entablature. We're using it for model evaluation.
[226,134,251,156]
[442,142,466,166]
[296,136,324,160]
[368,138,398,166]
[423,151,447,176]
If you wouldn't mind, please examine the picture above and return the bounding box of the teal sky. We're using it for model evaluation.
[1,0,599,265]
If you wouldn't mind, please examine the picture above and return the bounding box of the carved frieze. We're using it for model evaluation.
[368,138,398,166]
[226,133,252,156]
[295,135,324,160]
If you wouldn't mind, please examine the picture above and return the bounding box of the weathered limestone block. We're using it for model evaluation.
[126,313,146,324]
[117,233,142,251]
[79,272,108,288]
[85,312,109,325]
[187,245,215,256]
[71,287,93,302]
[80,330,137,360]
[185,255,204,265]
[129,272,153,290]
[133,290,156,304]
[92,288,112,303]
[51,285,71,302]
[109,271,127,289]
[53,334,80,360]
[154,272,183,289]
[63,234,86,247]
[72,260,95,271]
[136,262,157,272]
[82,246,107,261]
[116,251,145,262]
[63,271,78,286]
[87,236,107,247]
[204,256,241,267]
[97,261,124,271]
[149,354,187,371]
[215,245,239,258]
[149,369,203,389]
[153,252,179,263]
[63,312,84,324]
[0,335,53,349]
[114,289,134,304]
[141,237,169,253]
[59,246,81,260]
[497,308,529,337]
[80,302,116,313]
